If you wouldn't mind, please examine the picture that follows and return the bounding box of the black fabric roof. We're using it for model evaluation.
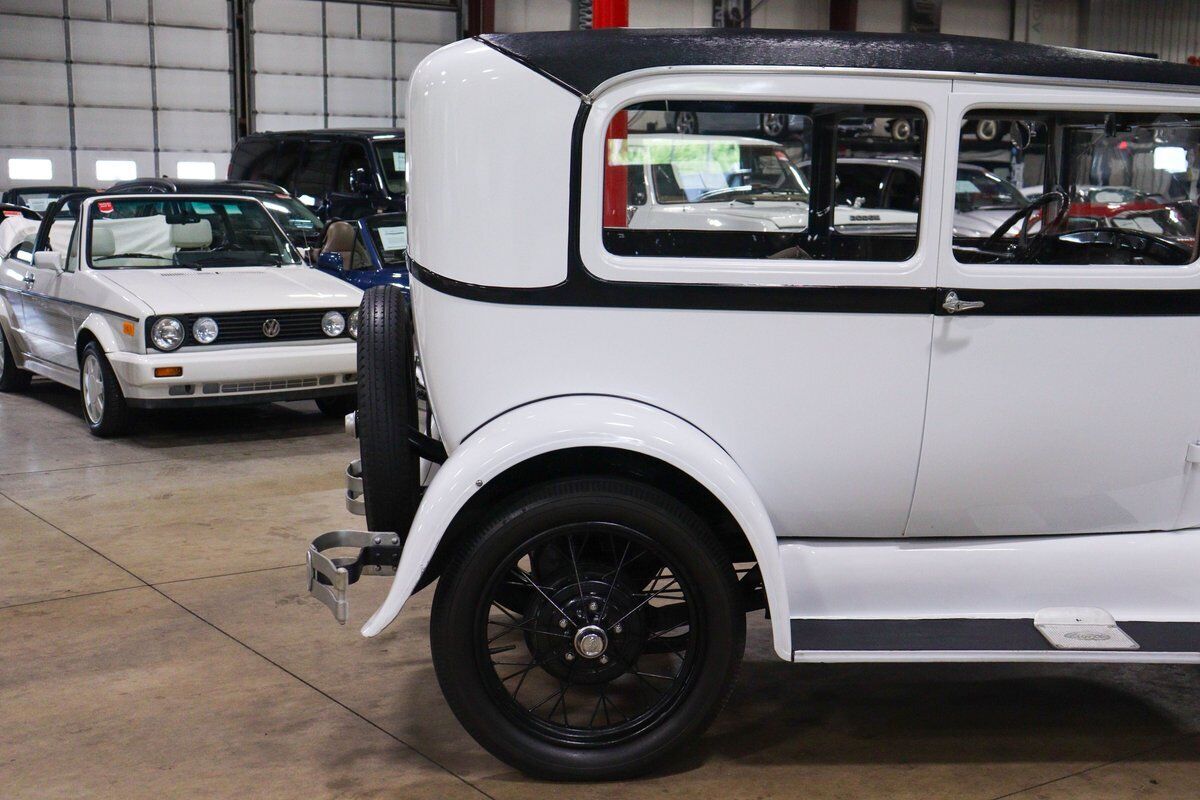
[480,29,1200,96]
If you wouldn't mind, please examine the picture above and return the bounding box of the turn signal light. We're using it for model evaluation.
[154,367,183,378]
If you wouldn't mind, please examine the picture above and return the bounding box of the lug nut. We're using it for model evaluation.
[613,623,623,634]
[599,655,609,665]
[588,601,599,612]
[558,618,568,629]
[565,652,575,661]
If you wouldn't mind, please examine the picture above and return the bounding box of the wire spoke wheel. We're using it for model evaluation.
[477,522,701,745]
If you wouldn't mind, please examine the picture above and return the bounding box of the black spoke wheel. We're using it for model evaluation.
[431,478,744,780]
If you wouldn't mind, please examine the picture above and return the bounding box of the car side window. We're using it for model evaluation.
[293,141,338,198]
[8,241,33,265]
[234,139,277,182]
[954,109,1200,266]
[65,219,81,270]
[338,143,371,193]
[603,101,926,262]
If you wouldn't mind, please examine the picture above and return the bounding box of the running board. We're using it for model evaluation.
[789,617,1200,663]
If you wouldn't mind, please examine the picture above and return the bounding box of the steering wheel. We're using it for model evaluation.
[980,190,1071,259]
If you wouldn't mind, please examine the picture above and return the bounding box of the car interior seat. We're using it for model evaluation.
[320,220,357,265]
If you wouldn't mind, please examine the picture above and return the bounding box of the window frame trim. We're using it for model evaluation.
[578,71,947,288]
[940,82,1200,290]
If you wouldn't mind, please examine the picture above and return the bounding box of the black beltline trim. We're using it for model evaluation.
[410,260,1200,317]
[6,287,139,322]
[790,618,1200,652]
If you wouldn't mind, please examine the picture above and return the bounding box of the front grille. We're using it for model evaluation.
[201,374,342,395]
[147,308,356,348]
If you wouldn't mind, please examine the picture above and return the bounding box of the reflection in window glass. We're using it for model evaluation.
[602,101,925,262]
[954,110,1200,266]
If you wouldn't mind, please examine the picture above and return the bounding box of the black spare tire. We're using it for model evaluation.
[357,284,421,536]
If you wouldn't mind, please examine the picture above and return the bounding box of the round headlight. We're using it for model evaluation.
[151,317,184,351]
[348,309,359,339]
[192,316,219,345]
[322,310,346,337]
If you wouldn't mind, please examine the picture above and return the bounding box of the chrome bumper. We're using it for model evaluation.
[306,530,402,624]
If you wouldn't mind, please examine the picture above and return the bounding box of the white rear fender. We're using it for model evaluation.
[361,394,790,658]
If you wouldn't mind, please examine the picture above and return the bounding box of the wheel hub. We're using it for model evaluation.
[573,625,608,659]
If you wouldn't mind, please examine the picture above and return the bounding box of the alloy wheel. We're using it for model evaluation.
[82,353,105,424]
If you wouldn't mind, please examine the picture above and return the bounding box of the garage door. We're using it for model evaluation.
[0,0,235,194]
[250,0,456,132]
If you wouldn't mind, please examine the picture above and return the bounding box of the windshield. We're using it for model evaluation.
[626,140,808,204]
[372,139,406,196]
[12,190,74,213]
[365,214,407,264]
[955,168,1027,211]
[258,194,323,242]
[87,197,300,269]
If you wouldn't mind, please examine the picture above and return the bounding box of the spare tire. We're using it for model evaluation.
[356,284,421,536]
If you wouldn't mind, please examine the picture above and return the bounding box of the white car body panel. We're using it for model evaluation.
[412,279,932,538]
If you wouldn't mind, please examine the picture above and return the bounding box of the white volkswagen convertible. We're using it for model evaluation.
[306,29,1200,781]
[0,194,361,435]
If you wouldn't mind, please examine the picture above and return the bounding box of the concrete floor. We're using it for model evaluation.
[2,379,1199,800]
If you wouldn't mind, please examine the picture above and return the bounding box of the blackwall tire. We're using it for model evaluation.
[673,111,699,135]
[0,326,32,393]
[79,342,130,437]
[356,284,420,536]
[430,478,745,781]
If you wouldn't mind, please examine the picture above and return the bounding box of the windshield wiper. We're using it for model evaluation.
[92,253,176,263]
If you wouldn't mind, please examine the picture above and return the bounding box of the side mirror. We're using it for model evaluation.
[33,250,64,271]
[348,167,371,196]
[317,251,345,271]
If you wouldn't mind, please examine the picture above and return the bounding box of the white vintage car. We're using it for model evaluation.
[307,30,1200,780]
[0,193,362,435]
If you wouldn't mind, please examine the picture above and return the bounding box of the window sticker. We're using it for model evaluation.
[26,197,51,212]
[392,152,406,172]
[377,225,407,250]
[223,203,243,215]
[193,202,214,214]
[291,219,315,230]
[955,180,981,195]
[97,201,113,214]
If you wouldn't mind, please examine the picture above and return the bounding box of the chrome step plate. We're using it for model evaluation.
[1034,607,1139,651]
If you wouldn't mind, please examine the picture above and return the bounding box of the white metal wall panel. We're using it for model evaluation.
[1085,0,1200,63]
[250,0,456,133]
[0,0,234,193]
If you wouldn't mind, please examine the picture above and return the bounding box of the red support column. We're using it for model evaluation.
[592,0,629,29]
[466,0,494,37]
[595,0,629,229]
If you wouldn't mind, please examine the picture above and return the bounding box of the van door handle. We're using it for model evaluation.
[22,271,35,289]
[942,290,984,314]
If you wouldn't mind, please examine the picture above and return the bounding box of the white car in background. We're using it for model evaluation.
[618,134,918,240]
[0,193,362,436]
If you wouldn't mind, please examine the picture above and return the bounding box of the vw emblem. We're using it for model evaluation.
[262,318,280,338]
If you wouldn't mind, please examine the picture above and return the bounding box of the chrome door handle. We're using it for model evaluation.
[22,271,34,289]
[942,290,984,314]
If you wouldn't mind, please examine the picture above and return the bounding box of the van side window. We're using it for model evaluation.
[954,110,1200,266]
[602,101,926,262]
[293,141,338,199]
[234,138,277,182]
[338,143,371,193]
